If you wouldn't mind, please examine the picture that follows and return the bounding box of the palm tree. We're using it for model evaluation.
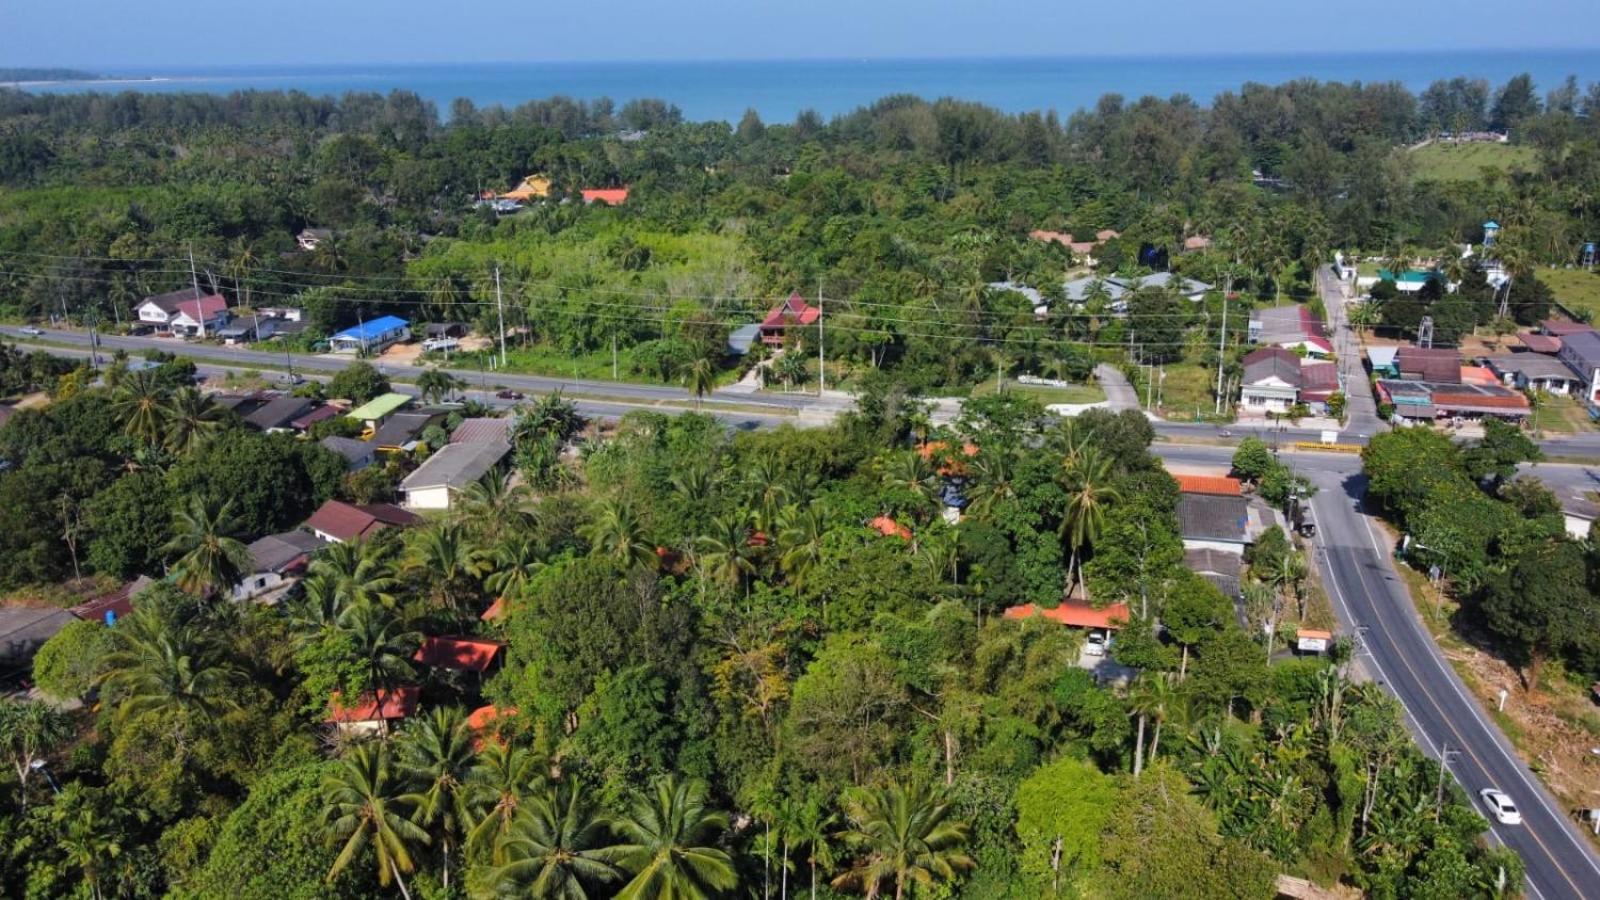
[695,513,760,595]
[785,796,837,900]
[52,786,123,900]
[1346,299,1379,335]
[286,574,357,639]
[466,741,546,857]
[607,776,738,900]
[323,743,431,899]
[96,617,242,756]
[458,468,536,539]
[161,495,252,596]
[685,358,717,410]
[476,779,623,899]
[964,449,1017,521]
[162,386,224,454]
[484,531,546,601]
[311,539,401,609]
[112,370,169,446]
[831,781,974,900]
[880,451,938,517]
[399,707,477,891]
[582,499,657,570]
[418,367,465,404]
[1060,449,1120,594]
[339,602,420,708]
[403,522,488,613]
[1127,673,1176,776]
[777,504,827,589]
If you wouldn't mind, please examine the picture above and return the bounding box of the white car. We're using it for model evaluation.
[1084,633,1107,657]
[1479,788,1522,825]
[19,326,43,336]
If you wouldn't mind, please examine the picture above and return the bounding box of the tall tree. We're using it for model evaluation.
[398,707,477,890]
[608,776,738,900]
[475,779,623,899]
[322,743,430,899]
[832,780,974,900]
[161,495,252,596]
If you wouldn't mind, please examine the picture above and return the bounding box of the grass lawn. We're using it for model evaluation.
[1529,393,1597,436]
[1536,267,1600,321]
[1153,361,1225,421]
[1407,141,1539,182]
[970,377,1105,405]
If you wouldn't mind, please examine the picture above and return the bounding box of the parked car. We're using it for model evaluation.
[1085,632,1108,657]
[496,389,525,401]
[18,326,43,336]
[1479,788,1522,825]
[276,372,306,386]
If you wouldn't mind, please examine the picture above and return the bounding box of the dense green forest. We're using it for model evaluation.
[0,366,1522,897]
[3,72,1600,392]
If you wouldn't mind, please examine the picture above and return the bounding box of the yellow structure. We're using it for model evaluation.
[501,175,551,202]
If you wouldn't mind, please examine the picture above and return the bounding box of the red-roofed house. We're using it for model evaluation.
[580,187,629,206]
[868,516,912,539]
[69,576,153,624]
[1003,600,1130,630]
[304,499,421,544]
[414,636,505,673]
[1517,332,1563,355]
[1172,473,1243,496]
[136,287,230,336]
[328,686,420,735]
[1299,362,1341,405]
[759,292,821,347]
[1396,347,1462,384]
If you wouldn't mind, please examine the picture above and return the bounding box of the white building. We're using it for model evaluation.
[135,288,230,336]
[399,440,512,511]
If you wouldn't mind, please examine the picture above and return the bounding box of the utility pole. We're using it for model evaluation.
[816,281,826,396]
[188,245,206,339]
[1215,292,1228,415]
[494,264,507,368]
[1433,742,1460,814]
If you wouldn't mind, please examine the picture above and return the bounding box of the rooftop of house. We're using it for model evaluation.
[1516,332,1563,354]
[1251,304,1326,339]
[247,531,326,575]
[580,187,629,205]
[331,316,409,343]
[242,394,313,431]
[1241,347,1303,387]
[1172,473,1243,496]
[868,515,912,539]
[1301,362,1341,395]
[1395,346,1462,384]
[451,417,513,444]
[304,499,420,542]
[1177,494,1250,543]
[1002,600,1130,630]
[1561,329,1600,367]
[291,405,340,431]
[346,392,412,422]
[1366,346,1400,368]
[69,575,152,623]
[328,686,420,723]
[372,412,433,449]
[319,435,375,465]
[1483,355,1584,381]
[761,292,820,330]
[414,636,505,672]
[0,607,76,661]
[399,440,512,492]
[1542,319,1596,337]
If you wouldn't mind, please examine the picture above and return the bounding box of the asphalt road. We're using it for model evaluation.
[1310,470,1600,899]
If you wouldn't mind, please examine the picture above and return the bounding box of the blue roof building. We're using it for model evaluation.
[330,316,411,354]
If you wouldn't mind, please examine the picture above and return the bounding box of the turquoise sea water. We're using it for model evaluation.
[19,51,1600,122]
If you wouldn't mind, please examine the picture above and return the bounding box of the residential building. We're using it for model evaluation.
[329,316,411,354]
[1482,356,1582,395]
[290,405,339,432]
[135,287,230,336]
[233,531,325,601]
[1239,347,1302,413]
[398,440,512,510]
[346,392,413,432]
[0,607,75,674]
[580,187,629,205]
[1248,305,1326,346]
[1375,379,1530,423]
[319,435,377,471]
[69,576,152,624]
[988,281,1049,317]
[372,412,433,452]
[1368,268,1444,294]
[423,322,468,340]
[1366,347,1400,377]
[241,394,314,432]
[1177,493,1254,554]
[1064,272,1213,306]
[759,292,821,347]
[1395,347,1462,384]
[1001,600,1130,630]
[500,175,552,202]
[1557,330,1600,406]
[413,636,505,675]
[296,227,332,251]
[451,417,514,444]
[1185,548,1242,600]
[1516,332,1563,355]
[1300,362,1341,409]
[327,686,420,736]
[1541,319,1596,338]
[303,499,420,544]
[1171,473,1243,496]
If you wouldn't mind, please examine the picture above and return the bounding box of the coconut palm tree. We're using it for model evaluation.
[161,495,252,596]
[880,451,938,517]
[831,781,973,900]
[483,531,546,601]
[162,387,225,455]
[964,448,1017,521]
[398,707,477,891]
[311,539,401,609]
[96,617,243,756]
[685,358,717,410]
[403,522,489,613]
[458,468,536,539]
[582,499,657,570]
[418,367,465,404]
[695,513,760,595]
[52,786,123,900]
[786,797,837,900]
[777,504,827,589]
[1127,673,1176,776]
[1059,449,1120,594]
[476,779,623,899]
[607,776,738,900]
[112,369,169,447]
[286,574,357,640]
[339,602,420,706]
[322,742,431,899]
[466,741,547,857]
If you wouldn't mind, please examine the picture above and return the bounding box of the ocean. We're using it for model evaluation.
[19,51,1600,123]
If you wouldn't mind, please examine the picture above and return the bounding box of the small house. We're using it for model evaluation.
[1557,330,1600,407]
[327,686,420,736]
[242,395,314,433]
[303,499,420,544]
[318,436,377,471]
[372,412,433,452]
[1239,347,1302,413]
[1366,347,1400,378]
[329,316,411,354]
[398,440,512,510]
[233,531,325,601]
[1178,493,1253,554]
[413,636,505,675]
[759,292,820,347]
[580,187,629,205]
[1482,356,1582,396]
[296,228,333,252]
[1171,473,1242,496]
[450,417,513,444]
[69,576,152,624]
[1395,347,1461,384]
[1296,629,1333,654]
[136,287,230,336]
[346,392,413,432]
[0,607,76,675]
[290,405,340,432]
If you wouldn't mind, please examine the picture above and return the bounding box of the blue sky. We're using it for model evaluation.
[4,0,1599,67]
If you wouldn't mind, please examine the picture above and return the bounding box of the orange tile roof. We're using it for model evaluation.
[413,636,505,672]
[1297,629,1333,640]
[328,686,420,723]
[581,187,629,205]
[1459,365,1499,386]
[1003,600,1129,630]
[467,704,517,731]
[1172,473,1243,496]
[868,516,912,539]
[481,596,507,622]
[916,441,979,476]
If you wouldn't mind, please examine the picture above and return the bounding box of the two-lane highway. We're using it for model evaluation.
[1311,470,1600,899]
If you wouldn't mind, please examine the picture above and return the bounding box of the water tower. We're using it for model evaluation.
[1482,220,1500,249]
